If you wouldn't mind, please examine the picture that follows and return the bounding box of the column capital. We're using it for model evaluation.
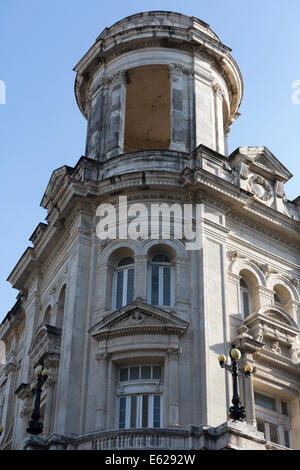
[168,63,191,76]
[167,347,182,358]
[212,82,225,99]
[96,352,112,362]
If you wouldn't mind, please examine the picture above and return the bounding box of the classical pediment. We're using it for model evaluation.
[228,146,293,182]
[244,306,299,345]
[40,166,73,209]
[28,323,62,365]
[89,300,189,341]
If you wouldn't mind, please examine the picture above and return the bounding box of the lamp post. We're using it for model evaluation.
[27,364,50,435]
[218,346,255,422]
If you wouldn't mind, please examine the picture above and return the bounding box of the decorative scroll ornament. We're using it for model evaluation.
[248,175,273,202]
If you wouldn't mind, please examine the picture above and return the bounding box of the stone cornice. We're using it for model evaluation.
[89,300,189,342]
[6,153,299,294]
[73,11,243,123]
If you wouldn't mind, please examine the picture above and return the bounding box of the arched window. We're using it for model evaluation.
[274,293,282,307]
[149,254,173,307]
[114,257,135,309]
[56,285,66,329]
[240,278,250,318]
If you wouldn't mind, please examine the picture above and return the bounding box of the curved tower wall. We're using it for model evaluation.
[74,11,243,176]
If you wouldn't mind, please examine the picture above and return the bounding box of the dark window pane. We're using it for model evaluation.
[130,396,137,428]
[142,395,149,428]
[256,419,265,436]
[116,270,124,308]
[118,257,134,267]
[269,424,278,444]
[129,367,139,380]
[141,366,151,379]
[281,401,288,416]
[153,395,161,428]
[284,430,290,448]
[152,254,170,263]
[127,268,134,304]
[254,392,276,411]
[152,366,162,380]
[243,292,250,317]
[119,397,126,429]
[120,368,128,381]
[151,266,159,305]
[274,294,282,305]
[163,267,171,306]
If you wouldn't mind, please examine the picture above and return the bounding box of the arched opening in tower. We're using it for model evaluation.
[124,65,171,152]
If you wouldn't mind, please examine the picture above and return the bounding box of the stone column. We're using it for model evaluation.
[169,64,189,153]
[224,125,230,157]
[106,71,127,158]
[53,208,93,435]
[167,348,181,426]
[13,384,33,448]
[95,352,111,430]
[2,361,17,447]
[134,255,148,301]
[212,83,225,155]
[42,378,56,436]
[86,76,110,161]
[243,359,256,427]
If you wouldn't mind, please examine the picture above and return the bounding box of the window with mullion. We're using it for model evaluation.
[150,263,172,307]
[115,259,135,309]
[119,394,161,429]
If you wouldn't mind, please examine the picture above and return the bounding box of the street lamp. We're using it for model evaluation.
[27,364,50,435]
[218,346,255,422]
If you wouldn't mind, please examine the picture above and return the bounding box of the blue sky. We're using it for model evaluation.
[1,0,300,320]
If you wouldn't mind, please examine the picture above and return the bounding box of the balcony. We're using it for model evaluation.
[21,422,269,450]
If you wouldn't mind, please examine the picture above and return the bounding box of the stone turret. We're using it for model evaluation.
[74,11,243,173]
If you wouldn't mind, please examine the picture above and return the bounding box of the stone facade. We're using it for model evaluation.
[0,11,300,451]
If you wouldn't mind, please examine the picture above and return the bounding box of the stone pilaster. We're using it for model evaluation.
[169,64,189,153]
[106,71,127,158]
[95,352,111,430]
[167,348,181,427]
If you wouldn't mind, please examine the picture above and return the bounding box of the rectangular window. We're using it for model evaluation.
[281,401,288,416]
[163,267,171,306]
[269,423,278,444]
[127,268,134,304]
[256,419,265,436]
[152,366,162,380]
[119,397,126,429]
[118,394,162,429]
[120,368,128,381]
[242,291,250,317]
[129,367,140,380]
[130,396,137,428]
[142,395,149,428]
[254,392,276,411]
[151,267,159,305]
[141,366,151,379]
[153,395,161,428]
[284,430,290,448]
[116,270,124,309]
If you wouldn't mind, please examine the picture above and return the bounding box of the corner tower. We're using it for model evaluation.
[74,11,243,169]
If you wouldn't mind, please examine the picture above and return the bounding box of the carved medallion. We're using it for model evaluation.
[249,175,273,201]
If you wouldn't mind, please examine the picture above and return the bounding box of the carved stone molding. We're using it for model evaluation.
[95,352,112,362]
[212,82,224,99]
[169,63,191,76]
[167,347,182,357]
